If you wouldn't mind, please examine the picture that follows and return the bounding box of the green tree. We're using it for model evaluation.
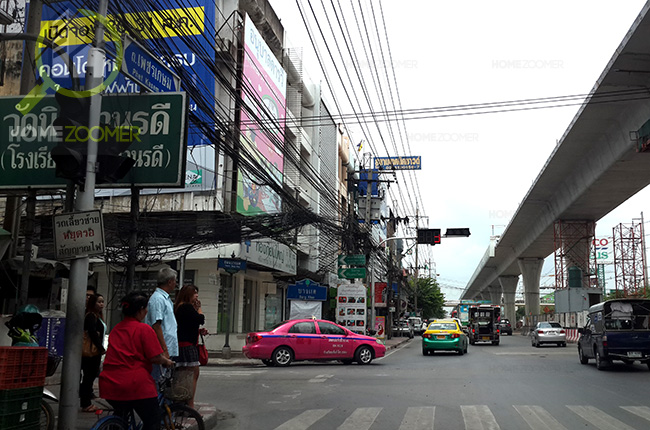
[409,276,446,320]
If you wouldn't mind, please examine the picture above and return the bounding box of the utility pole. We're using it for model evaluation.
[58,0,106,428]
[414,206,419,315]
[365,167,374,331]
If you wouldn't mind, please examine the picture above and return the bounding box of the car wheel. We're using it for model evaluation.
[262,359,274,367]
[422,348,428,356]
[469,338,475,345]
[595,350,608,370]
[457,348,464,356]
[531,338,535,347]
[578,345,588,364]
[535,340,541,348]
[492,341,499,346]
[355,346,373,365]
[647,361,650,371]
[272,346,293,367]
[562,342,567,347]
[464,344,468,354]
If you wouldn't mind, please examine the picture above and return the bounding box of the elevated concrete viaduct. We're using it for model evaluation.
[461,3,650,318]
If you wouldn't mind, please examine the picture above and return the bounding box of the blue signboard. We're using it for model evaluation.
[39,1,216,146]
[287,279,327,301]
[122,35,180,92]
[218,258,246,273]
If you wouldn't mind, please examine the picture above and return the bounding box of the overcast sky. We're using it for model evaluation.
[270,1,649,300]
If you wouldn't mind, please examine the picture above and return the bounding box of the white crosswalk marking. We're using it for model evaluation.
[337,407,382,430]
[200,369,268,377]
[513,405,568,430]
[273,409,332,430]
[461,405,500,430]
[622,406,650,422]
[268,405,650,430]
[399,406,435,430]
[567,405,635,430]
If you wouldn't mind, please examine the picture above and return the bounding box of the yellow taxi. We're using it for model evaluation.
[422,319,468,356]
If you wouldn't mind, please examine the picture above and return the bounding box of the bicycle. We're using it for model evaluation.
[90,368,206,430]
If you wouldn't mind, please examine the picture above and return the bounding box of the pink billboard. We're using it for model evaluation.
[237,14,287,215]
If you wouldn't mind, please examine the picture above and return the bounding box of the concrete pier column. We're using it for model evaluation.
[499,275,519,322]
[518,258,544,317]
[488,284,502,306]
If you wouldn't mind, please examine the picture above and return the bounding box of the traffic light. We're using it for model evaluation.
[50,92,90,184]
[50,92,136,185]
[95,125,136,184]
[445,228,471,237]
[417,228,441,245]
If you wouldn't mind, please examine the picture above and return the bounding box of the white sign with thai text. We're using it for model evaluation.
[53,210,105,260]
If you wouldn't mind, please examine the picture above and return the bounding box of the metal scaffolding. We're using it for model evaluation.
[554,220,597,290]
[612,219,647,297]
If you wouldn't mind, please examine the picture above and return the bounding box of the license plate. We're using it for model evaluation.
[437,335,446,340]
[628,351,642,358]
[482,337,490,341]
[548,331,556,335]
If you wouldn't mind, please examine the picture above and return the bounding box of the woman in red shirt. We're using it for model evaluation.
[99,291,174,430]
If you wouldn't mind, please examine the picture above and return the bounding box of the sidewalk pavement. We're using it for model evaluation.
[57,336,412,430]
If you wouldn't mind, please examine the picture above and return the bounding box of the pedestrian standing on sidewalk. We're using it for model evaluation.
[174,285,207,408]
[144,267,179,383]
[80,293,106,412]
[99,291,174,430]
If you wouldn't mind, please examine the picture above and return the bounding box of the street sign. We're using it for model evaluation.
[338,254,366,266]
[0,92,187,189]
[374,155,421,170]
[121,35,181,93]
[287,279,326,301]
[338,267,367,279]
[218,258,247,274]
[53,210,105,260]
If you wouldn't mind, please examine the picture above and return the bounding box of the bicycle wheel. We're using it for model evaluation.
[91,415,128,430]
[40,400,54,430]
[162,404,206,430]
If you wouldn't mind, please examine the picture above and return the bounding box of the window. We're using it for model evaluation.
[289,322,316,334]
[318,321,346,335]
[430,323,456,331]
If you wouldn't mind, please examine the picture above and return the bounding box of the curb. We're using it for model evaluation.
[196,403,218,430]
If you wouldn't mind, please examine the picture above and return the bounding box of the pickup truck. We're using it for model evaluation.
[578,298,650,370]
[467,304,501,345]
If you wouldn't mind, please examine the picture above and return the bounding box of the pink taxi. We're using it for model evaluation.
[243,318,386,366]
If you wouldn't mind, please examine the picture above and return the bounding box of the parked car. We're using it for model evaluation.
[392,320,414,338]
[422,319,468,356]
[243,319,386,366]
[530,322,566,347]
[499,318,513,335]
[578,298,650,370]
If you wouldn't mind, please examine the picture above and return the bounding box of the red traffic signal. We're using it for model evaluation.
[417,229,441,245]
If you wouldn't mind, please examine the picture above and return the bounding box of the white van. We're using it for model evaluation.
[408,317,424,335]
